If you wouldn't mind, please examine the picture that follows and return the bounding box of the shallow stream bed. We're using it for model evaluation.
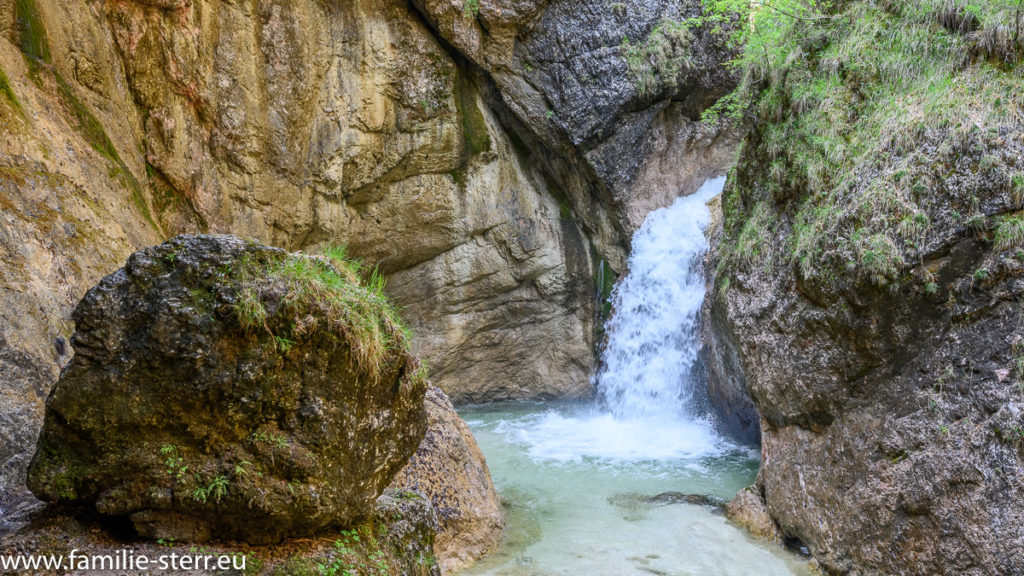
[459,402,813,576]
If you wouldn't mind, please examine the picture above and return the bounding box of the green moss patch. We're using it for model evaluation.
[270,523,433,576]
[15,0,51,65]
[455,72,491,161]
[54,72,120,162]
[0,64,23,117]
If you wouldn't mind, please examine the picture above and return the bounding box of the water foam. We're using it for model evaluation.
[596,176,726,420]
[502,409,728,463]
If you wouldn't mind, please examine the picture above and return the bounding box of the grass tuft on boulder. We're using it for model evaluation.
[233,244,410,380]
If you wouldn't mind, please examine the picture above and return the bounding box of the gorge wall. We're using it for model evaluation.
[0,0,736,504]
[705,2,1024,574]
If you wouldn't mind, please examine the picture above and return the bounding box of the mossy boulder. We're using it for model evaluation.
[26,234,428,544]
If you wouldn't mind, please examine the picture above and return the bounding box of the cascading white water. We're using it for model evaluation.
[495,176,730,463]
[596,176,726,419]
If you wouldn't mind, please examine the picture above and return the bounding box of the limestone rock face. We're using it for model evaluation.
[27,235,428,544]
[725,486,781,546]
[700,194,760,444]
[0,0,739,504]
[710,136,1024,576]
[1,0,164,507]
[413,0,739,260]
[63,0,605,405]
[390,386,503,573]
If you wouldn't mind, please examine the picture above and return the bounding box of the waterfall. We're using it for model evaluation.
[498,177,731,464]
[596,176,725,420]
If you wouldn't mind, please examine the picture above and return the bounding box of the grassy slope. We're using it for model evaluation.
[717,0,1024,295]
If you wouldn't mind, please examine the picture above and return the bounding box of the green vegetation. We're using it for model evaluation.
[887,449,908,464]
[593,254,616,315]
[54,72,119,162]
[271,521,434,576]
[15,0,51,65]
[161,444,190,481]
[455,72,491,161]
[705,0,1024,292]
[994,216,1024,250]
[159,444,245,504]
[249,431,289,450]
[192,475,229,504]
[0,64,24,117]
[621,18,693,97]
[734,201,772,270]
[233,245,415,380]
[463,0,479,19]
[1013,174,1024,204]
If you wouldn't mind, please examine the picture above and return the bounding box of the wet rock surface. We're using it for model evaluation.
[725,486,781,546]
[701,194,761,444]
[27,235,428,544]
[645,491,726,510]
[389,386,502,573]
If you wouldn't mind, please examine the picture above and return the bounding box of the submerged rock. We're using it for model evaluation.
[26,235,428,544]
[645,492,726,510]
[389,386,503,573]
[607,491,725,512]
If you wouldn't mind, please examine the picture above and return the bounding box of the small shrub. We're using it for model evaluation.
[897,212,931,248]
[1012,174,1024,205]
[966,211,988,237]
